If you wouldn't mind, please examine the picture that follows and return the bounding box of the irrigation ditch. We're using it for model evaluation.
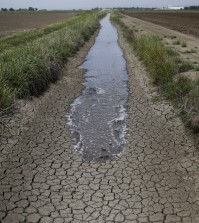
[0,11,199,223]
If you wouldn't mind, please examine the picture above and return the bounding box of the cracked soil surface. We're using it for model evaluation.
[0,23,199,222]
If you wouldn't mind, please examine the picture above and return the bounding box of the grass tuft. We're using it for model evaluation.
[173,39,181,45]
[181,41,187,47]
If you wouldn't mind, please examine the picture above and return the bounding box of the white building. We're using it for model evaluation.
[167,5,184,10]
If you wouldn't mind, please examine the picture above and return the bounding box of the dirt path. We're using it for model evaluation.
[0,22,199,223]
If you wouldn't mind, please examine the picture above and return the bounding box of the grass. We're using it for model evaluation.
[172,39,187,47]
[135,36,198,132]
[0,15,80,52]
[185,49,197,54]
[181,41,187,47]
[178,61,194,72]
[0,11,105,110]
[173,39,181,45]
[112,11,199,134]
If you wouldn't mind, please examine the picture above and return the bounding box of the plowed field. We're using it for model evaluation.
[124,11,199,38]
[0,12,75,36]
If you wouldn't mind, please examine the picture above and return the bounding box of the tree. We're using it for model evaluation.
[9,8,15,11]
[28,7,34,11]
[1,8,8,11]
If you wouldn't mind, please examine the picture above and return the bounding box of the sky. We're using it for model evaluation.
[0,0,199,10]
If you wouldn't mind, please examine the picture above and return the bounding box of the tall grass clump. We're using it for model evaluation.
[0,11,105,110]
[184,79,199,132]
[111,12,135,43]
[134,36,178,85]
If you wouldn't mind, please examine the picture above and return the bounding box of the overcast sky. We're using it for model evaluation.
[1,0,199,10]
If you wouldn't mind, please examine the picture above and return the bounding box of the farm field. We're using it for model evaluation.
[123,11,199,38]
[0,11,76,36]
[121,12,199,65]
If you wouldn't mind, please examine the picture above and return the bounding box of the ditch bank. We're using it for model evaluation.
[0,14,199,223]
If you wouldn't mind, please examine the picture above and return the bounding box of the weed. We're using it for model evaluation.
[134,35,178,85]
[185,49,197,53]
[165,77,193,101]
[178,61,194,73]
[181,41,187,47]
[173,39,181,45]
[194,66,199,71]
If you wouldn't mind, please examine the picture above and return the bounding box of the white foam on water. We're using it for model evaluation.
[96,87,105,95]
[108,104,128,147]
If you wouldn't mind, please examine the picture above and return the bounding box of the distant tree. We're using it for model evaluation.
[184,5,199,10]
[1,8,8,11]
[9,8,15,11]
[28,7,36,11]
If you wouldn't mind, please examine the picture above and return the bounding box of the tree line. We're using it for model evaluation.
[184,6,199,10]
[1,7,38,11]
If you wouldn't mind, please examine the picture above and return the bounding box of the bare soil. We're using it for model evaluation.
[124,11,199,38]
[0,12,76,36]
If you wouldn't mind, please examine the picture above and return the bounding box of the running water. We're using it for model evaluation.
[67,14,128,161]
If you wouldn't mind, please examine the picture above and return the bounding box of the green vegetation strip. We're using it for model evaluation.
[0,11,105,110]
[111,12,199,134]
[0,15,80,52]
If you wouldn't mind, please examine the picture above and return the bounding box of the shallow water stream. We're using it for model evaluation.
[68,14,128,161]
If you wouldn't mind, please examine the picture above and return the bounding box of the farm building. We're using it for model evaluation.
[167,5,184,10]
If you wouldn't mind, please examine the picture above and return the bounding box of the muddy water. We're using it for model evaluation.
[68,14,128,161]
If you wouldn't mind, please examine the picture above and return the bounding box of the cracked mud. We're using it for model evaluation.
[0,16,199,223]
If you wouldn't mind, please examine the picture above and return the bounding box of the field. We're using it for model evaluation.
[123,11,199,38]
[0,11,76,37]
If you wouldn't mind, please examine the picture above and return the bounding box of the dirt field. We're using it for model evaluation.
[0,12,76,36]
[124,11,199,38]
[121,13,199,79]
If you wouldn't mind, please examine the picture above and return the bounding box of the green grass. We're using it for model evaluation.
[111,11,135,43]
[0,15,81,52]
[181,41,187,47]
[134,36,198,132]
[0,11,105,110]
[173,39,181,45]
[178,61,194,72]
[185,49,197,54]
[112,12,199,133]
